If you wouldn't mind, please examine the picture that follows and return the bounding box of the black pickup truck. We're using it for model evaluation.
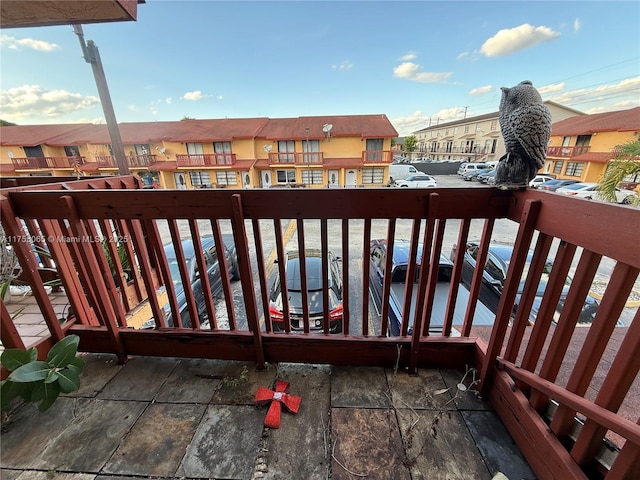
[368,238,495,336]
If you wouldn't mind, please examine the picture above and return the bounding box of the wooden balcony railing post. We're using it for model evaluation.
[443,218,471,336]
[230,193,265,367]
[0,196,65,345]
[58,195,127,362]
[480,199,541,395]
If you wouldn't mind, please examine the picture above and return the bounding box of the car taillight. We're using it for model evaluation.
[329,304,343,320]
[269,302,284,322]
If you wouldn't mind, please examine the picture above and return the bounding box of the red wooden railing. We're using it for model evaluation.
[0,176,638,480]
[11,156,86,169]
[547,146,592,158]
[362,150,393,163]
[95,154,157,168]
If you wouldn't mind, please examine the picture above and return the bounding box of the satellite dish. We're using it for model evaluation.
[322,123,333,133]
[263,145,272,153]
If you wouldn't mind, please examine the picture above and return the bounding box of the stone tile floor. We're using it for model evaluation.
[1,353,536,480]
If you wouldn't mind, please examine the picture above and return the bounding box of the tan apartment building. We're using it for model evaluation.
[412,101,583,164]
[542,106,640,184]
[0,114,398,189]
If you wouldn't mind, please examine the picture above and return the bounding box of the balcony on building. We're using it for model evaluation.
[11,156,86,170]
[95,154,158,168]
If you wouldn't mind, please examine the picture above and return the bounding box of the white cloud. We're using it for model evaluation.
[183,90,205,101]
[332,60,353,70]
[469,85,493,96]
[216,95,223,100]
[0,84,99,121]
[573,18,581,33]
[393,62,452,83]
[400,52,417,61]
[165,98,172,104]
[391,107,468,136]
[538,83,566,95]
[480,23,560,57]
[546,77,640,108]
[0,34,59,52]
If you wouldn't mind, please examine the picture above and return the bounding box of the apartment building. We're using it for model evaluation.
[0,114,398,189]
[542,106,640,183]
[412,101,582,164]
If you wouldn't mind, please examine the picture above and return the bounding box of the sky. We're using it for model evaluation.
[1,1,639,136]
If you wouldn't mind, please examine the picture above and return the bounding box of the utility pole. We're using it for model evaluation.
[73,25,129,175]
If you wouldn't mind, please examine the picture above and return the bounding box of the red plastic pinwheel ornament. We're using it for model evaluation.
[255,380,301,428]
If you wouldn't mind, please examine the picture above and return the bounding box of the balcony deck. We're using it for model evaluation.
[0,352,534,480]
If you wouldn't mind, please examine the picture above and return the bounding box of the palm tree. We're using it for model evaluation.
[597,140,640,205]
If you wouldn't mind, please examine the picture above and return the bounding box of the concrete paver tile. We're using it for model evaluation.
[33,398,147,472]
[461,411,536,480]
[210,361,277,405]
[386,368,453,410]
[97,356,177,401]
[155,358,228,404]
[441,368,492,411]
[177,405,264,480]
[396,408,491,480]
[261,364,331,480]
[65,353,122,398]
[331,366,391,408]
[14,472,95,480]
[103,403,206,477]
[1,398,79,469]
[331,408,410,480]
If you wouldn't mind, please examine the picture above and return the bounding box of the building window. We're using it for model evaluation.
[301,169,323,185]
[216,171,237,186]
[278,140,295,163]
[302,139,320,163]
[565,162,584,177]
[186,142,204,154]
[276,169,296,184]
[365,138,384,162]
[214,141,233,164]
[553,161,564,174]
[189,171,211,188]
[490,120,498,131]
[464,125,470,134]
[362,167,384,184]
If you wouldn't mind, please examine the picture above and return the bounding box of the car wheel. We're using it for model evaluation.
[622,196,632,205]
[400,185,408,188]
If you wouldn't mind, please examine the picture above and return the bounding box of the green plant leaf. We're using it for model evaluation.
[0,379,30,411]
[1,347,38,371]
[44,369,60,384]
[46,335,80,368]
[68,356,85,371]
[57,367,82,393]
[8,361,51,383]
[31,382,61,412]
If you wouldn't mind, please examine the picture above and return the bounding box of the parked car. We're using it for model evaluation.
[540,179,580,191]
[394,174,437,188]
[389,164,419,182]
[476,169,496,183]
[458,163,488,176]
[450,242,600,325]
[462,167,492,181]
[148,235,239,328]
[556,182,638,204]
[269,249,343,333]
[456,162,468,175]
[529,174,556,188]
[369,239,458,336]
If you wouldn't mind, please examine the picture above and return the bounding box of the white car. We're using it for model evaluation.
[529,175,555,188]
[556,182,637,204]
[394,174,437,188]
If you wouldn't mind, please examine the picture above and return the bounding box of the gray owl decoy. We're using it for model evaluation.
[495,80,552,189]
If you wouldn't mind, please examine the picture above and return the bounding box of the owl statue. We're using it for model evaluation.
[495,80,552,189]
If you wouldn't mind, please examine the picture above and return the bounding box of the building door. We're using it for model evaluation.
[346,170,357,187]
[174,172,187,190]
[261,170,272,188]
[242,172,251,189]
[328,169,339,187]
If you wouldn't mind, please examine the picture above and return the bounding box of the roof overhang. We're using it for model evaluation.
[1,0,141,29]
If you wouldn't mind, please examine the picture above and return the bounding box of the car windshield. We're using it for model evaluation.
[167,257,195,290]
[286,256,328,291]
